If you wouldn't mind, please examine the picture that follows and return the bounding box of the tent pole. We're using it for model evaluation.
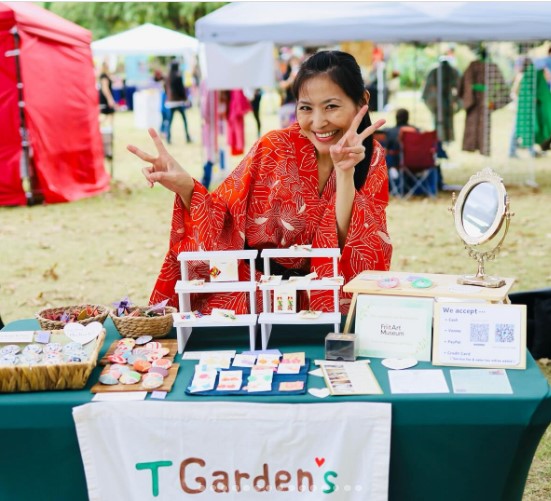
[412,43,420,124]
[376,60,385,111]
[8,27,43,205]
[436,42,444,143]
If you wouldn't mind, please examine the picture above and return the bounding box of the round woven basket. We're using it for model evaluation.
[36,304,109,331]
[109,306,176,339]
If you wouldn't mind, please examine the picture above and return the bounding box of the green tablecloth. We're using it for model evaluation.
[1,318,550,501]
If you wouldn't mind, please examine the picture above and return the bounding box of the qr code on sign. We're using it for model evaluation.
[495,324,514,343]
[470,323,489,343]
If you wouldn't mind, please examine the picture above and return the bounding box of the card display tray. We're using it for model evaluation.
[185,360,310,396]
[90,363,179,394]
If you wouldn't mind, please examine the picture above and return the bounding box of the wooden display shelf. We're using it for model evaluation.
[344,270,515,300]
[342,270,515,334]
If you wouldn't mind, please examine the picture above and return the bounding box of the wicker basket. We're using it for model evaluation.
[36,304,109,331]
[109,306,177,339]
[0,328,106,393]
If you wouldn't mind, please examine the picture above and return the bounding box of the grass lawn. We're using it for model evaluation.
[1,90,550,498]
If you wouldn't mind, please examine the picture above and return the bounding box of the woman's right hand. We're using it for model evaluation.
[127,128,195,206]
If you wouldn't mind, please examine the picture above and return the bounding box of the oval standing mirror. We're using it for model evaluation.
[451,168,513,288]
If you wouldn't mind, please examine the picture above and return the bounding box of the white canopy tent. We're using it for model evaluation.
[196,1,551,89]
[195,1,551,45]
[196,1,549,185]
[91,23,200,130]
[91,23,198,58]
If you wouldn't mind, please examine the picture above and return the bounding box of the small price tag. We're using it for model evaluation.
[35,331,51,344]
[0,331,34,343]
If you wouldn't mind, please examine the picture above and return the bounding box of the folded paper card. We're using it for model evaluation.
[319,361,382,396]
[209,258,239,282]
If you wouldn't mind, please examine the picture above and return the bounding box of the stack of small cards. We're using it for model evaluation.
[187,351,308,395]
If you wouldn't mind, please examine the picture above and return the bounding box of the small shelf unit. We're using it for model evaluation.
[258,247,342,349]
[172,250,259,353]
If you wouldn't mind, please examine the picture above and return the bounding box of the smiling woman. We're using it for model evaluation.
[127,50,392,316]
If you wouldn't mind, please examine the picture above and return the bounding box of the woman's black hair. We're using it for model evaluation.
[292,50,373,190]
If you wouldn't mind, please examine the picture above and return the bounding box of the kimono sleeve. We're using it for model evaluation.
[342,143,392,274]
[149,139,265,307]
[309,142,392,312]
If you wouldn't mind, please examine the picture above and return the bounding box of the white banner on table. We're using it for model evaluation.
[73,401,391,501]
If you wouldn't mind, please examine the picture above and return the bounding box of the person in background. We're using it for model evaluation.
[381,108,445,193]
[199,80,219,190]
[382,108,418,169]
[226,89,252,156]
[248,88,263,138]
[278,54,301,127]
[165,60,192,144]
[127,50,391,315]
[98,61,116,127]
[153,69,169,139]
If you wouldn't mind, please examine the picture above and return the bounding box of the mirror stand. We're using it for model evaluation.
[451,187,514,288]
[459,237,507,288]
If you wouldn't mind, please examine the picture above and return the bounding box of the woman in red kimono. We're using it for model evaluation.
[128,51,392,315]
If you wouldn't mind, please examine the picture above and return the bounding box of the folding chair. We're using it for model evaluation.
[397,129,438,198]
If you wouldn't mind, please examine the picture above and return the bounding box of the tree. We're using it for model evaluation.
[43,2,226,40]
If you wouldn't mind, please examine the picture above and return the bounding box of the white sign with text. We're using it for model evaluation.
[355,295,434,361]
[433,302,526,369]
[73,401,391,501]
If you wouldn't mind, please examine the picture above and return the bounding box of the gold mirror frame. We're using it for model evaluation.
[450,168,514,288]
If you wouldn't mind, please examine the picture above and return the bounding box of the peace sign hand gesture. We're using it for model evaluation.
[330,106,386,173]
[127,128,195,205]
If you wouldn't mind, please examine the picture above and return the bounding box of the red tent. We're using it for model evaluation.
[0,2,109,206]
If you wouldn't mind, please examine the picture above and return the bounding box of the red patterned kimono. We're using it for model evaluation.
[151,122,392,314]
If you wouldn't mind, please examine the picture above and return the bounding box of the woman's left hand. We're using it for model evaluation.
[330,106,386,172]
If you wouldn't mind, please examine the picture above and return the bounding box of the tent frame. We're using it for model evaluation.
[6,26,42,204]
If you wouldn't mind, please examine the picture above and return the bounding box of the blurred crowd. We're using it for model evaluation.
[95,41,551,189]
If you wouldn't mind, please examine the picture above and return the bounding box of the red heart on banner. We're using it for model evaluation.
[315,457,325,467]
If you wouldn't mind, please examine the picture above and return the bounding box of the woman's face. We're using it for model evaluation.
[296,74,363,156]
